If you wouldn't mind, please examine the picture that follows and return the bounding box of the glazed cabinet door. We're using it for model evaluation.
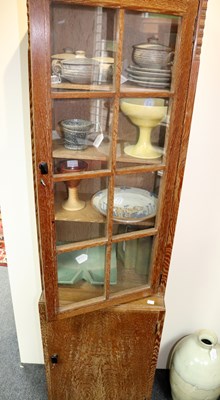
[28,0,200,320]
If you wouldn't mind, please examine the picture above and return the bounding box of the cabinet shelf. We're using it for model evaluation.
[51,82,173,99]
[53,139,163,165]
[55,193,106,223]
[51,82,114,97]
[53,139,109,161]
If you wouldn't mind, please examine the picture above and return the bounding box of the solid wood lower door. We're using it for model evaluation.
[39,296,165,400]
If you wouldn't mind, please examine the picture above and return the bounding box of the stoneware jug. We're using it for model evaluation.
[169,329,220,400]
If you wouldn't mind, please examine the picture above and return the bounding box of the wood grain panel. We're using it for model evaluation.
[52,0,189,15]
[149,0,201,291]
[39,297,165,400]
[159,0,209,292]
[28,0,59,320]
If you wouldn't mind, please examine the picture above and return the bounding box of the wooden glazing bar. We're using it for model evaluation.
[115,164,166,175]
[112,228,157,243]
[104,9,125,299]
[56,237,108,254]
[51,90,115,99]
[120,1,186,15]
[57,286,153,319]
[103,174,115,299]
[120,89,174,98]
[104,244,112,299]
[51,88,174,99]
[52,0,120,9]
[52,0,188,15]
[53,169,111,182]
[114,9,125,94]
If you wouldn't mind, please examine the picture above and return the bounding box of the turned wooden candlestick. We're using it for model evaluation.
[59,160,88,211]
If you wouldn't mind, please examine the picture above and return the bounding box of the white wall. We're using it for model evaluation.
[158,0,220,367]
[0,0,219,366]
[0,0,44,363]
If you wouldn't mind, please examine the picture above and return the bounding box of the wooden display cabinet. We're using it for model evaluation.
[28,0,208,398]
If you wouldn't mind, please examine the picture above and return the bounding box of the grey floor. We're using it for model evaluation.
[0,266,171,399]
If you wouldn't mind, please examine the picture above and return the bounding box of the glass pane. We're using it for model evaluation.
[117,97,169,166]
[54,176,109,243]
[110,236,153,294]
[57,245,108,305]
[50,4,117,92]
[121,11,180,92]
[52,98,113,171]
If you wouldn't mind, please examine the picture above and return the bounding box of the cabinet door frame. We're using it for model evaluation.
[28,0,205,320]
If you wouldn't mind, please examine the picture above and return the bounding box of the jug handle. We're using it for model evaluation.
[167,51,175,64]
[51,60,62,75]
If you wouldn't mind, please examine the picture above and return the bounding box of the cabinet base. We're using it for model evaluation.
[39,297,165,400]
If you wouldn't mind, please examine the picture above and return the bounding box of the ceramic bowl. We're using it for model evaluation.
[60,58,99,84]
[60,119,94,132]
[59,119,94,150]
[59,159,88,173]
[92,187,157,223]
[132,37,173,69]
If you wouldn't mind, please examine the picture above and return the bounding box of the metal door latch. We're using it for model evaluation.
[50,354,58,366]
[39,162,48,175]
[40,179,46,187]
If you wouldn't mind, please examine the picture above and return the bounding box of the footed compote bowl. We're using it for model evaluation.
[59,160,88,211]
[120,98,167,159]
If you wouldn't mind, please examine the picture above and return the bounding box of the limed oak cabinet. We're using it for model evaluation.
[27,0,208,398]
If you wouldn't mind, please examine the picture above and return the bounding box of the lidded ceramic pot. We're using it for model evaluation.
[52,50,99,84]
[132,36,174,69]
[169,329,220,400]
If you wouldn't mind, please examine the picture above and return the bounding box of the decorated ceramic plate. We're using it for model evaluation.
[91,187,157,223]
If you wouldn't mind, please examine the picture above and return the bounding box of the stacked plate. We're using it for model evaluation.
[126,64,171,89]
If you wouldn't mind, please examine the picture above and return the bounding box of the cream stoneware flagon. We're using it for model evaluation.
[170,329,220,400]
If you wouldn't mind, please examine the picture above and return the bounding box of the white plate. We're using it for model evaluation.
[128,64,171,75]
[127,67,171,80]
[127,72,171,83]
[91,187,157,223]
[128,77,170,88]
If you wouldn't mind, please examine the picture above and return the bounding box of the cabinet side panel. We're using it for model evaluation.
[39,302,52,400]
[160,0,209,291]
[40,301,165,400]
